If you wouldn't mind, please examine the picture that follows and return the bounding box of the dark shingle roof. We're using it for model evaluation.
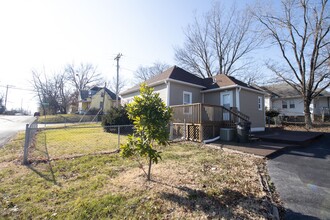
[84,86,119,100]
[202,74,261,91]
[80,90,89,100]
[121,65,262,95]
[121,66,205,95]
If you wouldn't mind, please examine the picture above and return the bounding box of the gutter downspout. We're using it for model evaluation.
[236,87,241,111]
[165,80,170,106]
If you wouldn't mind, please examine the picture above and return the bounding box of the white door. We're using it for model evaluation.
[220,91,233,120]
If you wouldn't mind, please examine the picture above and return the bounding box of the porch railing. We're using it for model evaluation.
[171,103,250,125]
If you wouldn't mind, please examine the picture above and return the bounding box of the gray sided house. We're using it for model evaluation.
[121,66,265,140]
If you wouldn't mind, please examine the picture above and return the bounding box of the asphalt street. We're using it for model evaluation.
[267,134,330,220]
[0,115,35,147]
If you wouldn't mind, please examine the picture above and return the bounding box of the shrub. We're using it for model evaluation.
[87,108,100,115]
[266,109,280,118]
[102,106,132,133]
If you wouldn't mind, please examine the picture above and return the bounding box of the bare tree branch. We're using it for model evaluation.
[134,62,170,83]
[175,2,263,79]
[255,0,330,128]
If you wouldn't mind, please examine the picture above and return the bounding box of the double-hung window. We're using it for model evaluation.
[282,100,287,109]
[183,91,192,114]
[289,100,295,108]
[258,96,262,111]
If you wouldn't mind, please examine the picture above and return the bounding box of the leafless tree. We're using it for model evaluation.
[107,76,127,95]
[134,62,170,83]
[0,94,4,114]
[175,2,262,79]
[255,0,330,128]
[65,63,103,92]
[31,70,72,114]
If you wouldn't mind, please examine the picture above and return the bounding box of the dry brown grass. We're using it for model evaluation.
[1,133,276,219]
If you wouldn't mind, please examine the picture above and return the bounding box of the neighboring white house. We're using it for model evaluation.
[260,83,330,119]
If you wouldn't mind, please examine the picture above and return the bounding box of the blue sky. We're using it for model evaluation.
[0,0,273,112]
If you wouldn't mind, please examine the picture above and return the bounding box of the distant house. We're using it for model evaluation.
[78,86,119,114]
[121,66,265,134]
[261,83,330,120]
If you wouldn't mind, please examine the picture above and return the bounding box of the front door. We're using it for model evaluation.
[220,91,233,120]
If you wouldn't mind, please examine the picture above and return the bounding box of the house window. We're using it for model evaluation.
[289,100,295,108]
[258,96,262,111]
[282,100,287,109]
[183,91,192,114]
[100,102,103,109]
[183,91,192,105]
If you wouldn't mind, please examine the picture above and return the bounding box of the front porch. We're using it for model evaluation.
[170,103,250,142]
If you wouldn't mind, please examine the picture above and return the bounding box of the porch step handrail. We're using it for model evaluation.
[170,103,250,124]
[222,106,250,122]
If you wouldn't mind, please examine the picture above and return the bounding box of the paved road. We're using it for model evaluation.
[0,115,35,147]
[267,134,330,220]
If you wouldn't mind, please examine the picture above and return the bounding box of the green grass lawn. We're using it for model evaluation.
[0,126,273,219]
[37,114,98,124]
[31,124,125,160]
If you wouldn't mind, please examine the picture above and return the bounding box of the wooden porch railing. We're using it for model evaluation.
[171,103,250,125]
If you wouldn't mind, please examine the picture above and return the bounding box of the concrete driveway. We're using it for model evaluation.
[0,115,35,147]
[267,133,330,219]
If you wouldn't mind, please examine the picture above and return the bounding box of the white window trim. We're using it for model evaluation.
[258,96,262,111]
[183,91,192,104]
[282,100,288,109]
[289,99,295,109]
[183,91,192,114]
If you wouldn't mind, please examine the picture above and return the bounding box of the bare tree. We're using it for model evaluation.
[65,63,103,92]
[31,70,72,114]
[0,94,4,114]
[255,0,330,128]
[134,62,170,83]
[175,2,262,78]
[107,76,127,95]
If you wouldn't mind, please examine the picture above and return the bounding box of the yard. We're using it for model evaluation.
[0,125,276,219]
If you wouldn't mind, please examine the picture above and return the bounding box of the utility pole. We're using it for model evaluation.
[4,85,9,111]
[114,53,122,108]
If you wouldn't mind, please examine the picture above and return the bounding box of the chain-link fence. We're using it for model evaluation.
[24,124,133,164]
[23,119,38,164]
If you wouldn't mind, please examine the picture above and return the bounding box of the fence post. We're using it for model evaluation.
[117,125,121,149]
[23,124,29,165]
[184,119,186,140]
[169,122,173,140]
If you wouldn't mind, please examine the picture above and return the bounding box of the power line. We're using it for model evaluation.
[0,85,34,92]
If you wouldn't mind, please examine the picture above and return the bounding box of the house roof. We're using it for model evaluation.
[121,65,205,95]
[91,86,119,100]
[79,90,89,100]
[202,74,261,91]
[260,84,301,98]
[260,83,330,98]
[121,65,262,95]
[80,87,119,101]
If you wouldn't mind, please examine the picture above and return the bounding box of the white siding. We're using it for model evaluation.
[314,97,330,115]
[121,83,168,106]
[272,98,304,116]
[264,97,272,110]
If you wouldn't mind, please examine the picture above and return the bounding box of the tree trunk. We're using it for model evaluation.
[147,156,152,181]
[304,98,312,129]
